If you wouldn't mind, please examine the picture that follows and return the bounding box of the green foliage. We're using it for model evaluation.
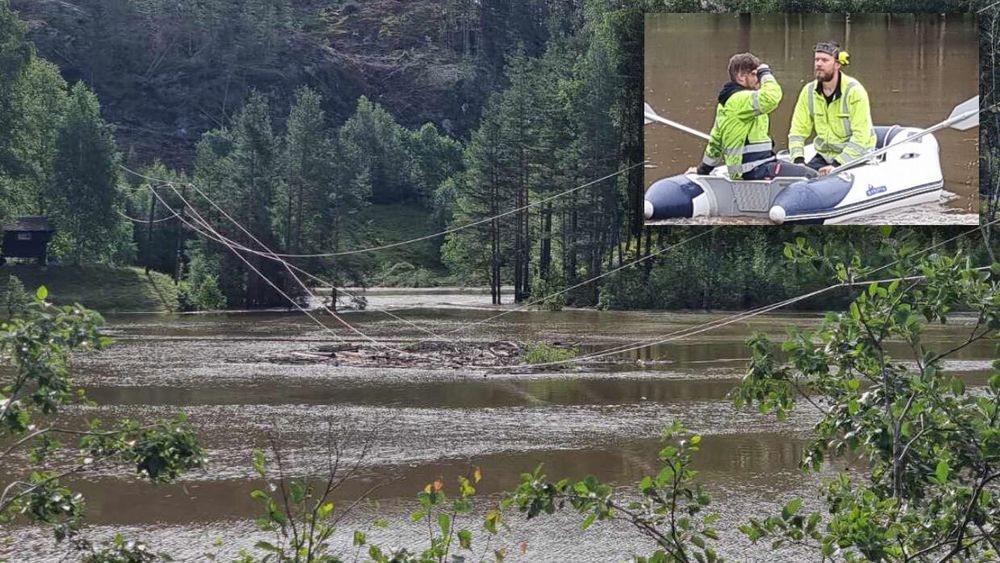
[78,533,164,563]
[237,450,503,563]
[530,274,566,311]
[178,247,227,311]
[373,261,440,288]
[2,274,30,318]
[735,237,1000,560]
[508,422,723,563]
[280,86,340,257]
[338,96,410,205]
[194,91,295,308]
[50,81,130,264]
[524,342,578,364]
[0,0,32,183]
[0,288,205,553]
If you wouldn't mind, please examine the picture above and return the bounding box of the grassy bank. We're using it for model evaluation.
[0,264,179,313]
[361,203,451,286]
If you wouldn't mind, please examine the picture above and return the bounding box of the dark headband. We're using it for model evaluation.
[814,41,840,57]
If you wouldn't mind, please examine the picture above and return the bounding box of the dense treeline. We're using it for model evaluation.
[0,5,129,264]
[1,0,997,311]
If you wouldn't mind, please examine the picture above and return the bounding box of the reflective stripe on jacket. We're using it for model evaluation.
[788,72,875,165]
[701,73,781,180]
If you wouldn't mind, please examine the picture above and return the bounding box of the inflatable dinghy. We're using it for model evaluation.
[644,125,943,225]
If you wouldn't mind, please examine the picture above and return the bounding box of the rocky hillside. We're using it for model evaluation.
[10,0,551,167]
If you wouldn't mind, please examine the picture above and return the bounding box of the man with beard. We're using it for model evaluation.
[788,41,876,176]
[688,53,816,180]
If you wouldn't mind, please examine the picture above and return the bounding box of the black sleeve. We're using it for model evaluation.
[757,67,774,80]
[695,163,713,175]
[794,157,805,165]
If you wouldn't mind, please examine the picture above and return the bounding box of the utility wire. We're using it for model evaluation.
[496,220,999,371]
[119,162,645,258]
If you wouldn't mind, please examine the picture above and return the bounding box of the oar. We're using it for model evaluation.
[644,102,711,141]
[828,95,981,176]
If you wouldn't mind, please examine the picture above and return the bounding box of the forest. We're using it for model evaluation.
[0,0,995,311]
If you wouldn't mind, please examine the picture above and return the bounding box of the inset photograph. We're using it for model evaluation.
[644,13,979,225]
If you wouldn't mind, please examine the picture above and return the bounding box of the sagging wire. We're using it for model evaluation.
[120,162,646,258]
[440,227,723,336]
[154,184,416,353]
[495,219,1000,372]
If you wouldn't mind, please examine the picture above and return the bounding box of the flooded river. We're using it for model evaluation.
[6,292,996,561]
[644,13,980,224]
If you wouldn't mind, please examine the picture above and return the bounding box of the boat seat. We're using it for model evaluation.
[874,125,903,149]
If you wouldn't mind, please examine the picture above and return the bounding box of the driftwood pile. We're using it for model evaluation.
[258,340,529,369]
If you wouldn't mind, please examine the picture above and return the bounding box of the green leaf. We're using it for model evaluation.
[438,512,451,535]
[458,528,472,550]
[290,481,306,504]
[317,502,334,519]
[254,541,280,553]
[935,460,950,484]
[353,530,366,546]
[581,512,597,530]
[36,286,48,301]
[782,498,803,520]
[950,378,965,396]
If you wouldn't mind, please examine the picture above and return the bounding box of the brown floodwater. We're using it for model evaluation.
[644,13,980,224]
[5,293,996,561]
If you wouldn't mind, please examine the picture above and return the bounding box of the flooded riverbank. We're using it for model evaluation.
[5,295,996,561]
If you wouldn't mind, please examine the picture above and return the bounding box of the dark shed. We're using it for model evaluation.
[2,216,55,265]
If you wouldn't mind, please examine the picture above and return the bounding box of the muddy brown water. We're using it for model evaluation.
[5,293,996,561]
[644,13,980,224]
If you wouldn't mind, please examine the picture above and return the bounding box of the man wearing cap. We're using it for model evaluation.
[687,53,816,181]
[788,41,876,176]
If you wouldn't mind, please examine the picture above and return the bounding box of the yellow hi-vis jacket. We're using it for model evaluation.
[788,72,876,166]
[698,71,781,180]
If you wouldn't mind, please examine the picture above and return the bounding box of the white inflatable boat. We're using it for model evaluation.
[644,125,942,224]
[643,96,978,225]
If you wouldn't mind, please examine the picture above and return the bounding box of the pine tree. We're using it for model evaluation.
[226,90,286,307]
[338,96,410,204]
[282,86,336,255]
[441,102,515,304]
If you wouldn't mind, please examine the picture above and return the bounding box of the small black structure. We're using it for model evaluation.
[1,216,55,265]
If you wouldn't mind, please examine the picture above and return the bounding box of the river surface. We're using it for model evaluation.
[644,13,980,225]
[6,291,996,561]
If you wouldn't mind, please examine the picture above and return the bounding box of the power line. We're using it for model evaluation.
[495,220,998,371]
[119,162,645,258]
[171,182,446,342]
[441,227,722,336]
[147,186,355,345]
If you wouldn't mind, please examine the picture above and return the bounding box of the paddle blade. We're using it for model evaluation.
[643,102,657,125]
[948,96,980,131]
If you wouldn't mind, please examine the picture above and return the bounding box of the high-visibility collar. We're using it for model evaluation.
[815,71,843,104]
